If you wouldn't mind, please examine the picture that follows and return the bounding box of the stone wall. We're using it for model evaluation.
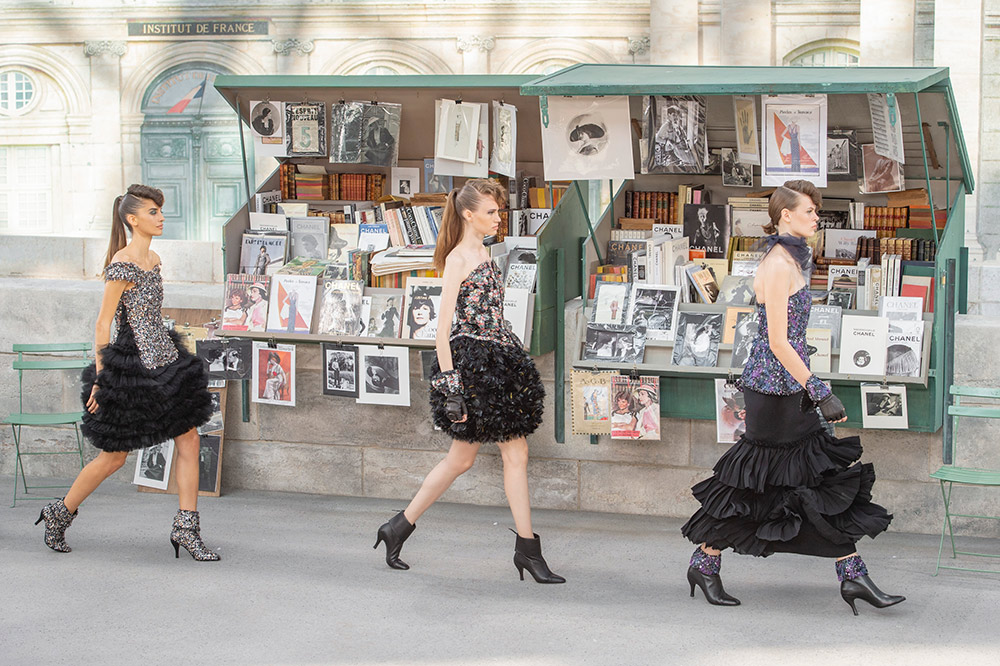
[5,236,1000,539]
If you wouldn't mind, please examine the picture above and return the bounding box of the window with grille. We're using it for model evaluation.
[0,70,37,115]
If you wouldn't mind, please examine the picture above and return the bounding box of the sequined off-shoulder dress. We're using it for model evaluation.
[80,262,213,452]
[681,285,893,558]
[429,260,545,444]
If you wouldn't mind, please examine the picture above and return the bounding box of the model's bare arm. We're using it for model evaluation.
[434,255,465,373]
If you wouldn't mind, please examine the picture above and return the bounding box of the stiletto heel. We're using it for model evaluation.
[373,535,384,550]
[512,532,565,584]
[171,539,180,558]
[839,575,905,615]
[689,580,696,597]
[169,510,220,561]
[35,510,44,526]
[36,499,76,553]
[375,511,416,570]
[843,596,859,616]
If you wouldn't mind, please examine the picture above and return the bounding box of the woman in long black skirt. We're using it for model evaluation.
[35,184,218,561]
[373,179,563,583]
[682,180,903,614]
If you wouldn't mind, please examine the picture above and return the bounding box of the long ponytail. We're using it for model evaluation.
[103,183,165,268]
[432,178,507,271]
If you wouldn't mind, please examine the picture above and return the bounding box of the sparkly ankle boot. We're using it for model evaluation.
[837,555,905,615]
[35,498,77,553]
[687,546,740,606]
[170,509,221,561]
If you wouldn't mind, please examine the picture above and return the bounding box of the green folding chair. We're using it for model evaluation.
[4,342,92,507]
[930,385,1000,575]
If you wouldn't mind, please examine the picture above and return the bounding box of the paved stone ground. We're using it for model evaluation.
[2,476,999,666]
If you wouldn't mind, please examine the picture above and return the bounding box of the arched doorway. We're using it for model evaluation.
[140,64,243,240]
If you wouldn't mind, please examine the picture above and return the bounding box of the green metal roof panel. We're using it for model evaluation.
[215,74,535,91]
[520,64,951,96]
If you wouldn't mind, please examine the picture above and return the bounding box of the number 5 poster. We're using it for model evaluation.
[761,94,827,188]
[285,101,327,157]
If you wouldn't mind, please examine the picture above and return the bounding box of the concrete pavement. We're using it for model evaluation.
[2,476,999,666]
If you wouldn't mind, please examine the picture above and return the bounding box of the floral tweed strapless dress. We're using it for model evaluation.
[682,286,893,557]
[80,262,212,452]
[429,260,545,444]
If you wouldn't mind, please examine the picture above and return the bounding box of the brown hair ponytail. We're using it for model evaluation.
[432,178,507,271]
[103,183,165,268]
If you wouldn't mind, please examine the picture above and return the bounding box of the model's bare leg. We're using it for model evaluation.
[173,428,200,512]
[63,450,129,513]
[403,439,480,523]
[497,436,532,538]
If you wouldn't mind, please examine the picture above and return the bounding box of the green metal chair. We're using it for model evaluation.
[4,342,92,507]
[930,385,1000,575]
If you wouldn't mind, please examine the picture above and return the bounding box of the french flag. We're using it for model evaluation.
[167,79,207,114]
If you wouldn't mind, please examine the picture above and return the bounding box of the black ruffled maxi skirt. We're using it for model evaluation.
[430,336,545,444]
[79,320,213,452]
[682,388,892,558]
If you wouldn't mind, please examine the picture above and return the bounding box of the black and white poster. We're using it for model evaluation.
[198,390,224,435]
[317,279,364,336]
[729,310,759,368]
[721,148,753,187]
[365,287,404,338]
[328,101,402,166]
[322,343,360,398]
[329,101,365,163]
[250,100,283,143]
[827,129,859,181]
[861,383,908,429]
[626,285,681,341]
[683,204,730,258]
[490,100,517,178]
[196,338,251,380]
[582,323,647,364]
[197,434,222,494]
[672,312,723,367]
[133,441,174,490]
[641,95,708,175]
[285,101,326,157]
[356,345,410,406]
[541,95,633,181]
[403,278,443,340]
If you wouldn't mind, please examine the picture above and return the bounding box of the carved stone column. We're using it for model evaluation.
[649,0,699,65]
[456,36,495,74]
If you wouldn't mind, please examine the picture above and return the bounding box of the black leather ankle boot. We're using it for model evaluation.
[840,575,905,615]
[687,567,741,606]
[374,511,416,570]
[513,532,565,584]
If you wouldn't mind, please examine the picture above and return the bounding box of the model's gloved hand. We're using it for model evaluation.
[430,369,464,396]
[444,394,468,423]
[816,393,847,422]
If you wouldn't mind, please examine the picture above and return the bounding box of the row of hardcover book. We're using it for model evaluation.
[279,163,386,201]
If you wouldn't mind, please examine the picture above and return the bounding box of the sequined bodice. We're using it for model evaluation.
[740,285,811,395]
[105,262,178,369]
[451,260,522,348]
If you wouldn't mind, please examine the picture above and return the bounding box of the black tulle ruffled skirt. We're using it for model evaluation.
[80,321,213,452]
[681,388,892,558]
[430,336,545,444]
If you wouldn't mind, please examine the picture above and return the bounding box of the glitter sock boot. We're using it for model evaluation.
[687,546,740,606]
[170,510,221,561]
[837,555,904,615]
[35,498,76,553]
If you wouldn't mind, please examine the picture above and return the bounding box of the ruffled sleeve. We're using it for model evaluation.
[104,262,143,284]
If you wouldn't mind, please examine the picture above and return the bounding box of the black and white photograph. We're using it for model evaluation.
[683,204,730,258]
[198,389,224,434]
[133,441,174,490]
[721,148,753,187]
[817,209,851,230]
[285,101,326,157]
[364,287,404,338]
[827,290,855,309]
[434,100,489,178]
[328,223,360,263]
[403,278,443,340]
[328,101,365,163]
[196,338,228,380]
[730,310,759,368]
[322,343,360,398]
[827,130,859,180]
[626,285,680,340]
[198,434,222,494]
[733,95,760,165]
[490,100,517,178]
[641,95,708,175]
[541,95,633,181]
[250,100,282,142]
[672,311,724,367]
[317,279,364,336]
[356,345,411,406]
[861,143,905,193]
[717,275,755,306]
[582,323,647,364]
[437,99,481,164]
[861,384,909,429]
[290,217,329,261]
[361,102,402,166]
[391,166,420,197]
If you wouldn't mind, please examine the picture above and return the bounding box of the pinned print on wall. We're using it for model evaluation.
[733,95,760,165]
[860,144,905,193]
[490,101,517,178]
[250,100,285,158]
[356,344,411,407]
[570,369,616,436]
[827,129,860,181]
[860,383,908,429]
[437,99,481,163]
[761,94,827,188]
[252,342,296,407]
[434,100,489,178]
[328,101,402,166]
[640,95,708,175]
[285,101,326,157]
[540,95,634,181]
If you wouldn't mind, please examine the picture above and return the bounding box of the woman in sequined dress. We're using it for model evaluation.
[373,179,563,584]
[35,184,219,562]
[681,180,903,614]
